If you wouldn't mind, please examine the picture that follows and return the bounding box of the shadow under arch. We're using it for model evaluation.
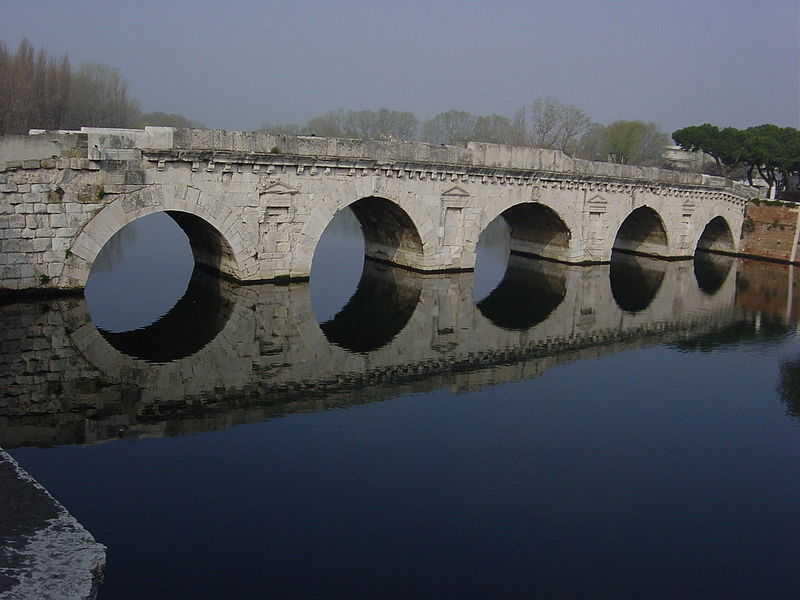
[98,268,236,363]
[165,210,239,278]
[320,259,421,353]
[610,252,667,313]
[696,216,735,254]
[498,202,571,262]
[694,251,735,296]
[613,206,669,257]
[347,196,425,269]
[477,255,567,330]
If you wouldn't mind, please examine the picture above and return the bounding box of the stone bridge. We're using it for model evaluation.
[0,127,755,291]
[1,254,744,447]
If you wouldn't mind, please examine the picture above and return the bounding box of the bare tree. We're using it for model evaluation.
[0,38,72,133]
[472,114,515,144]
[421,110,477,145]
[530,97,562,148]
[529,97,591,153]
[65,62,139,129]
[510,106,529,146]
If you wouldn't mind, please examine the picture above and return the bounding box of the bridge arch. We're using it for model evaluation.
[475,200,574,263]
[612,206,670,258]
[63,186,253,286]
[695,215,736,254]
[290,184,436,277]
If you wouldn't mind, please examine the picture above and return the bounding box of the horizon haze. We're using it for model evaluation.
[1,0,798,135]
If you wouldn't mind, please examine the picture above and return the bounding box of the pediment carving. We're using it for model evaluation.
[441,185,470,197]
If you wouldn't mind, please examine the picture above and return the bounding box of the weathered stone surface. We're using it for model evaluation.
[0,449,105,599]
[0,127,755,292]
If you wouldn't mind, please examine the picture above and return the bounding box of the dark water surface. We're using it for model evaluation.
[2,210,799,599]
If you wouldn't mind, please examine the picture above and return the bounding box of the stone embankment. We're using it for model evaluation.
[0,449,106,600]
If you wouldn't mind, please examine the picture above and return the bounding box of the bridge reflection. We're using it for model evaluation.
[1,254,785,448]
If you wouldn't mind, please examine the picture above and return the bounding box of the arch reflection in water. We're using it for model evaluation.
[610,252,667,313]
[694,251,735,295]
[477,255,567,330]
[98,268,234,363]
[319,259,421,353]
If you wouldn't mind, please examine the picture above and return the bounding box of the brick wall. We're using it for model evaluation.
[741,202,800,263]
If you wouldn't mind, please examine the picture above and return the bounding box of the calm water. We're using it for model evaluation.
[2,210,799,599]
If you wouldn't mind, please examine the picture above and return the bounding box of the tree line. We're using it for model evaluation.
[0,38,202,135]
[5,38,796,184]
[259,98,671,167]
[673,124,800,199]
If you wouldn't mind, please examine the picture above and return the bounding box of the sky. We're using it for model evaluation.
[2,0,798,134]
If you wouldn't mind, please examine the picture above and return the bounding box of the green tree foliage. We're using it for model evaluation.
[576,120,668,166]
[671,124,748,177]
[674,123,800,195]
[602,120,669,166]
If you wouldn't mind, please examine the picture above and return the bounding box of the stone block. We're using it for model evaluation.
[33,238,51,252]
[21,159,40,169]
[0,265,21,278]
[26,214,45,228]
[49,214,67,228]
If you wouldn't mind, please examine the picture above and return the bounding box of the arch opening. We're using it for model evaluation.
[85,210,239,332]
[473,215,511,301]
[86,212,194,332]
[477,254,567,330]
[613,207,669,258]
[610,253,667,313]
[500,203,571,262]
[347,196,425,270]
[319,260,421,353]
[696,216,735,255]
[310,206,365,323]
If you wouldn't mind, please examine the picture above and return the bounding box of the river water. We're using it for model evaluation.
[2,210,798,599]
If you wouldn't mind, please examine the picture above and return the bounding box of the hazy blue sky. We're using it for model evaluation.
[2,0,798,133]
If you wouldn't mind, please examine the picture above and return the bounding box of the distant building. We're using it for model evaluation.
[663,145,712,172]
